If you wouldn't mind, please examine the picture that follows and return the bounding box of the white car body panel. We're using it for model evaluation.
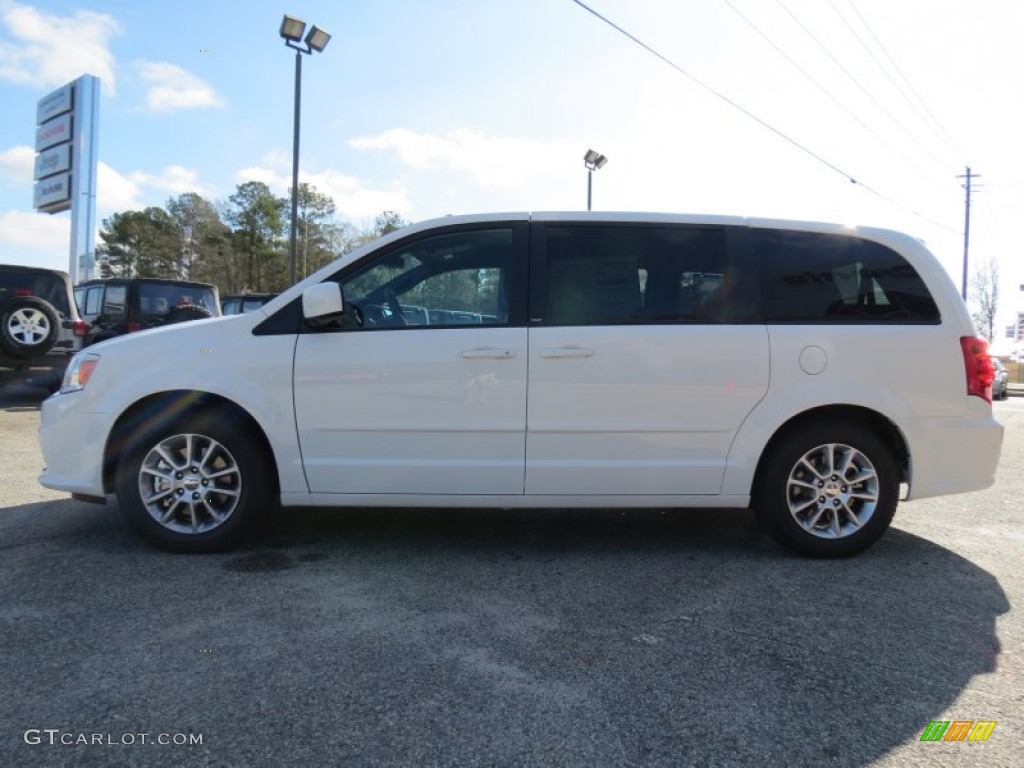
[525,325,769,495]
[294,327,527,494]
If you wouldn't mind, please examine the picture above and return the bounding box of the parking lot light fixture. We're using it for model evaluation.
[584,149,608,211]
[305,25,331,52]
[280,14,331,285]
[279,15,306,42]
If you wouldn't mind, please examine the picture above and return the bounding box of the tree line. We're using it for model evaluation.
[95,180,408,292]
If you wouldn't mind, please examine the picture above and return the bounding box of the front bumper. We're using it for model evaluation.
[37,392,112,498]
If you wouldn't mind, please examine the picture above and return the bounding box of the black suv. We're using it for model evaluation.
[0,264,84,362]
[75,278,221,346]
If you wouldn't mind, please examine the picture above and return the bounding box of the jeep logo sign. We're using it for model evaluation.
[34,144,72,181]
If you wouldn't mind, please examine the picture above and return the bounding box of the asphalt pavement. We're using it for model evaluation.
[1,396,1021,768]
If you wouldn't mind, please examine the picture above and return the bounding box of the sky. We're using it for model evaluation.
[1,0,1023,346]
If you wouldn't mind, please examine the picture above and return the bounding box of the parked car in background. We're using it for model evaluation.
[991,357,1009,400]
[0,264,85,364]
[221,292,278,315]
[40,213,1003,558]
[75,278,220,346]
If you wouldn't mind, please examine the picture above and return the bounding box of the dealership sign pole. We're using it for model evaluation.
[33,74,100,283]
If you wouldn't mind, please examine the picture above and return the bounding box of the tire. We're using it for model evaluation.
[164,305,212,325]
[0,296,60,358]
[754,421,899,558]
[115,410,272,553]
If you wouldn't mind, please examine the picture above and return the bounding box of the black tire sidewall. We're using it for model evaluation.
[0,296,60,358]
[755,422,899,558]
[115,411,272,553]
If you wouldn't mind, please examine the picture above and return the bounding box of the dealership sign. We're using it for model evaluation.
[33,172,71,209]
[32,74,100,282]
[34,144,71,179]
[33,84,76,214]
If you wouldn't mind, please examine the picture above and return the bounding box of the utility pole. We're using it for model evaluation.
[957,166,980,301]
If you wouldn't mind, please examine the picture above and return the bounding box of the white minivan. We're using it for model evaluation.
[38,213,1003,557]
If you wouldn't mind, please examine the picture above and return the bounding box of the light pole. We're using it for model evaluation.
[584,149,607,211]
[280,15,331,285]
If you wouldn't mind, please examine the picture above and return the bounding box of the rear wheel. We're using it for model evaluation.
[115,410,272,552]
[755,421,898,558]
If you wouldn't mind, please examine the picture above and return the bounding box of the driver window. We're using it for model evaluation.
[337,228,513,329]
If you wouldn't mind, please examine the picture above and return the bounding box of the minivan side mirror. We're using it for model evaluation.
[301,283,345,326]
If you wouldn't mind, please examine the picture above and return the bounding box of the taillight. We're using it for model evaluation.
[72,320,88,337]
[126,322,142,332]
[960,336,994,403]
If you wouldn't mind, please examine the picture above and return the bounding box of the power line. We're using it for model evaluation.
[774,0,956,176]
[721,0,947,186]
[567,0,962,235]
[844,0,967,163]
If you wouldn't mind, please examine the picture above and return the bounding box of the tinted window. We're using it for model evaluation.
[0,268,70,316]
[541,224,750,324]
[753,229,940,323]
[336,228,514,329]
[138,284,217,318]
[102,285,127,315]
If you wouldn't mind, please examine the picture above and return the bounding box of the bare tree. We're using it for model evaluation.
[969,258,999,341]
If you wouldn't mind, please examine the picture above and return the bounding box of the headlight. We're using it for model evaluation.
[61,353,101,393]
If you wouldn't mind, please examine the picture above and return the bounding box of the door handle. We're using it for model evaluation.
[540,347,595,358]
[461,348,515,359]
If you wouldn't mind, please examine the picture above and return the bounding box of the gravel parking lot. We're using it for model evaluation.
[1,394,1021,767]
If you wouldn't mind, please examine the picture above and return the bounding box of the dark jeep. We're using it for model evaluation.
[75,278,221,346]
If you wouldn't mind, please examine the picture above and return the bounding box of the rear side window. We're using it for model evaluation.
[541,224,752,324]
[753,229,940,323]
[102,285,127,315]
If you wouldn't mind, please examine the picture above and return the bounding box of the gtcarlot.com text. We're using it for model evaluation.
[24,729,203,746]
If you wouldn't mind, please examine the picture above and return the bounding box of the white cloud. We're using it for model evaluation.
[0,144,33,181]
[0,208,69,251]
[349,128,578,188]
[138,61,224,112]
[0,1,119,94]
[129,165,212,197]
[97,161,143,215]
[237,158,411,220]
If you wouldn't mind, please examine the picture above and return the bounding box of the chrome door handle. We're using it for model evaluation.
[540,347,595,358]
[461,348,515,359]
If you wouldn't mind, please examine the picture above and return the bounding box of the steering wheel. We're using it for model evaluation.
[383,289,407,326]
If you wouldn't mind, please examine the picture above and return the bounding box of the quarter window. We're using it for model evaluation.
[753,229,940,323]
[102,285,127,315]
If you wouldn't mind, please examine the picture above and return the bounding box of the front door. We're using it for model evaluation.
[294,222,530,496]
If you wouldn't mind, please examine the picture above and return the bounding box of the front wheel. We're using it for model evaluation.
[115,411,272,552]
[754,422,899,558]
